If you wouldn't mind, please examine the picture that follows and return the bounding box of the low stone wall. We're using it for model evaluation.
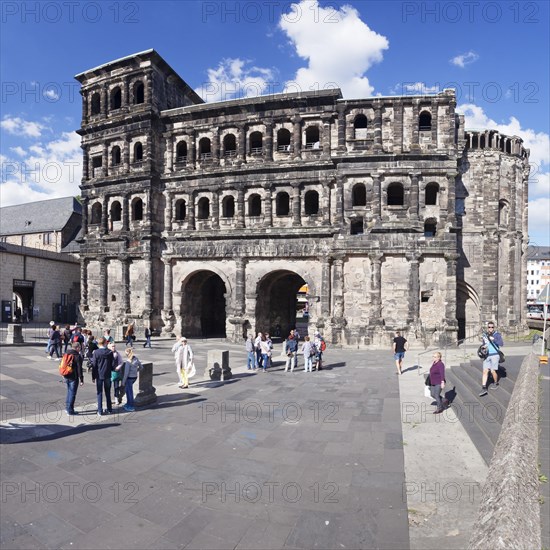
[468,353,541,549]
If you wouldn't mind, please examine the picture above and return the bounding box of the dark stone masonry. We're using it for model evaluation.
[75,49,529,347]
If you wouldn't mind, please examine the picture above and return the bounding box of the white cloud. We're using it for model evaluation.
[279,0,389,98]
[0,116,48,138]
[197,58,276,103]
[390,82,440,95]
[528,197,550,244]
[44,88,60,100]
[450,51,479,68]
[1,131,81,207]
[10,146,26,157]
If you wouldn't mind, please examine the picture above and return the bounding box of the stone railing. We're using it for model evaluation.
[468,352,541,549]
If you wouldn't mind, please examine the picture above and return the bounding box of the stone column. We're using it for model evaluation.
[212,128,220,165]
[321,115,332,159]
[411,101,420,152]
[235,258,246,316]
[331,256,345,319]
[144,259,153,315]
[372,174,382,224]
[291,183,301,226]
[187,191,195,230]
[334,176,344,226]
[188,131,196,168]
[369,252,383,323]
[236,186,245,228]
[124,79,130,108]
[292,115,302,160]
[102,143,108,177]
[444,253,459,331]
[373,102,383,153]
[124,137,130,171]
[122,257,131,312]
[445,172,457,227]
[211,188,220,229]
[264,122,274,161]
[406,252,421,324]
[122,194,129,231]
[263,183,273,227]
[409,173,420,221]
[322,180,331,225]
[100,258,108,311]
[163,258,173,312]
[394,100,404,153]
[164,191,173,232]
[336,105,346,151]
[166,137,174,172]
[82,198,89,234]
[101,85,108,117]
[101,198,109,234]
[320,256,332,318]
[81,90,88,125]
[82,146,89,181]
[238,124,246,162]
[80,259,88,309]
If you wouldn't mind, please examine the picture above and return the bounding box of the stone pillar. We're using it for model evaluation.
[163,258,173,311]
[334,176,344,226]
[6,324,24,344]
[123,137,130,172]
[373,103,383,153]
[81,90,88,125]
[144,259,153,315]
[394,100,404,153]
[187,191,195,230]
[372,174,382,223]
[80,259,88,309]
[235,258,246,316]
[337,105,346,151]
[331,256,345,319]
[444,253,459,331]
[236,186,245,228]
[322,180,332,225]
[188,131,196,168]
[212,128,220,165]
[369,252,383,323]
[238,124,246,162]
[82,199,89,234]
[101,85,108,117]
[134,362,157,407]
[82,146,89,181]
[264,122,274,161]
[291,183,301,226]
[164,191,173,232]
[292,115,302,160]
[409,173,420,220]
[122,257,131,312]
[102,143,108,177]
[211,188,220,229]
[124,79,130,108]
[406,252,421,324]
[321,115,332,159]
[445,172,457,227]
[101,198,109,234]
[166,137,174,172]
[100,258,108,311]
[411,101,420,152]
[263,183,273,227]
[122,194,129,231]
[320,256,332,319]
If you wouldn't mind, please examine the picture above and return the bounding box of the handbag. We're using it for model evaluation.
[425,374,431,386]
[187,362,196,378]
[424,385,432,398]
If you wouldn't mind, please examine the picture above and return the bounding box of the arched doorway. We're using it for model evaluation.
[255,270,307,338]
[181,271,226,337]
[457,281,481,341]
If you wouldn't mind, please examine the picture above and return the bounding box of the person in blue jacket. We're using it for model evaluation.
[479,321,504,396]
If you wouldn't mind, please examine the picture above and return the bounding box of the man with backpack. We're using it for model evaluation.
[479,321,504,396]
[90,337,115,416]
[59,342,84,415]
[313,331,326,371]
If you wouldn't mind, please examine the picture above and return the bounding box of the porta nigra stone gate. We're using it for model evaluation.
[75,50,530,347]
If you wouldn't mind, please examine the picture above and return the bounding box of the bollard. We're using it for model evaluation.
[205,350,232,381]
[134,362,157,407]
[6,324,24,344]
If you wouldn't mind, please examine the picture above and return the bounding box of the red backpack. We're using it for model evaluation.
[320,340,327,352]
[59,353,75,376]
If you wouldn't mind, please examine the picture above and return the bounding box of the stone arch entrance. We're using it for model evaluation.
[180,271,226,337]
[457,281,481,341]
[255,270,307,338]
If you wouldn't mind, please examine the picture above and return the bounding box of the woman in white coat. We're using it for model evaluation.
[175,336,194,389]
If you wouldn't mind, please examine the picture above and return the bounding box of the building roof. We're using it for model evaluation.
[0,242,79,263]
[527,245,550,260]
[0,196,82,236]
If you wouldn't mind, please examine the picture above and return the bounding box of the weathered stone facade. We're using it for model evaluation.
[75,50,529,346]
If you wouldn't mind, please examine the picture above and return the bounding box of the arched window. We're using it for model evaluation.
[91,93,101,115]
[354,114,368,139]
[350,218,364,235]
[305,126,320,149]
[419,110,431,131]
[248,194,262,216]
[222,196,235,218]
[249,132,263,153]
[276,192,290,216]
[90,202,102,224]
[176,141,187,161]
[424,219,437,237]
[175,199,186,221]
[134,81,144,104]
[304,190,319,215]
[199,138,211,159]
[197,197,210,219]
[111,146,121,166]
[387,183,404,206]
[352,183,367,206]
[110,201,122,222]
[425,183,439,206]
[223,134,237,157]
[498,200,509,226]
[134,142,143,162]
[132,198,143,221]
[277,128,291,152]
[111,87,122,110]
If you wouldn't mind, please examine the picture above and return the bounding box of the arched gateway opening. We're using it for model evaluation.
[181,271,226,338]
[255,270,307,338]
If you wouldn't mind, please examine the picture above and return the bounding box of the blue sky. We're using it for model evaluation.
[1,0,548,245]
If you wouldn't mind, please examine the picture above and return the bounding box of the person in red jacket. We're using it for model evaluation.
[429,352,447,414]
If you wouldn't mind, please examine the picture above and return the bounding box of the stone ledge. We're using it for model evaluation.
[468,353,541,549]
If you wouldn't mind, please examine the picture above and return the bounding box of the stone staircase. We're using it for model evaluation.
[444,355,524,465]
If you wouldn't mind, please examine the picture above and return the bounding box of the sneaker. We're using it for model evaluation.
[123,405,136,412]
[433,409,443,415]
[479,389,488,397]
[97,412,104,417]
[490,383,500,389]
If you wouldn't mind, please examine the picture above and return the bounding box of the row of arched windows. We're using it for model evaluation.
[350,182,440,207]
[104,142,143,167]
[90,81,145,116]
[89,198,144,225]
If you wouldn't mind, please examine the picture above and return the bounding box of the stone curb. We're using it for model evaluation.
[468,352,541,550]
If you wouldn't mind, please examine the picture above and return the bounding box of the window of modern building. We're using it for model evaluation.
[222,196,235,218]
[175,199,186,221]
[425,182,439,205]
[387,183,404,206]
[43,232,53,245]
[276,192,290,216]
[197,197,210,219]
[352,183,367,207]
[304,190,319,215]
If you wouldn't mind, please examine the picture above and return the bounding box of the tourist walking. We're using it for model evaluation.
[63,325,72,354]
[313,331,325,371]
[143,326,152,348]
[104,328,114,344]
[392,330,408,375]
[61,342,84,415]
[479,321,504,396]
[118,347,142,412]
[284,333,298,372]
[48,325,62,359]
[259,335,271,372]
[108,342,124,405]
[301,336,315,372]
[254,332,263,369]
[125,322,135,347]
[90,337,115,416]
[429,352,447,414]
[175,336,194,388]
[245,334,256,370]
